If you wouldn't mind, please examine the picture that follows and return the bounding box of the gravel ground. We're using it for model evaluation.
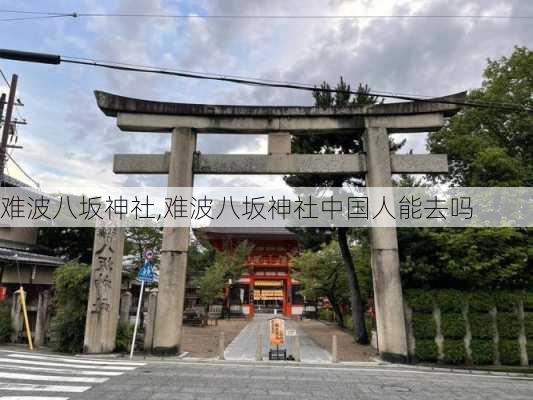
[298,318,378,362]
[181,319,249,358]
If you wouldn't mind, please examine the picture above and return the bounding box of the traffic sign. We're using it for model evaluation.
[137,260,155,283]
[144,249,154,260]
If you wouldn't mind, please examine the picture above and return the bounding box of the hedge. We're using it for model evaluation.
[524,313,533,338]
[466,292,494,313]
[524,292,533,311]
[412,314,435,339]
[405,289,532,366]
[405,290,434,313]
[415,339,438,362]
[469,314,493,339]
[470,340,495,365]
[443,340,465,365]
[497,313,522,339]
[434,290,465,313]
[499,340,521,365]
[441,313,466,339]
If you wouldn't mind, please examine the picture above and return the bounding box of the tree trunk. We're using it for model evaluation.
[328,291,344,328]
[337,227,369,344]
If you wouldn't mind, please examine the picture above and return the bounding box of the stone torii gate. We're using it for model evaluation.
[93,90,464,362]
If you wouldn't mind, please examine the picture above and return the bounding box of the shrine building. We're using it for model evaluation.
[194,227,303,317]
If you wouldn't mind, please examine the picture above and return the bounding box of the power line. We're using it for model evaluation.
[1,10,532,22]
[0,15,74,22]
[0,49,530,112]
[59,55,531,112]
[6,153,40,188]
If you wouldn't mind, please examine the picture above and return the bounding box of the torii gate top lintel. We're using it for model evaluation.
[95,90,465,118]
[94,90,465,134]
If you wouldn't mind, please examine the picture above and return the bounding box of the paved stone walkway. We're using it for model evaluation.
[224,314,331,362]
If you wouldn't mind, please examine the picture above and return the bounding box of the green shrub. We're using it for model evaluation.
[527,342,533,362]
[497,313,521,339]
[405,289,434,313]
[49,262,91,353]
[318,308,334,322]
[0,302,11,342]
[470,340,494,365]
[524,292,533,311]
[412,314,436,339]
[415,339,438,362]
[364,315,374,332]
[443,340,465,365]
[469,313,493,339]
[115,322,133,352]
[493,292,520,312]
[435,290,464,313]
[499,340,521,365]
[441,313,466,339]
[467,292,494,313]
[524,312,533,338]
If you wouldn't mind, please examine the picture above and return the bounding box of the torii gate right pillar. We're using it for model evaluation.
[152,127,196,355]
[364,126,408,363]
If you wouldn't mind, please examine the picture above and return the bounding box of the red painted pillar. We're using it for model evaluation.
[249,276,255,318]
[285,276,292,316]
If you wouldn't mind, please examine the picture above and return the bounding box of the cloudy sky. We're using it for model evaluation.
[0,0,531,192]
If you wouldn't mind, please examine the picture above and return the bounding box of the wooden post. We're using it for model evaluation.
[152,128,196,356]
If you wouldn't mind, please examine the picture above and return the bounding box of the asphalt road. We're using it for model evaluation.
[73,360,533,400]
[0,349,532,400]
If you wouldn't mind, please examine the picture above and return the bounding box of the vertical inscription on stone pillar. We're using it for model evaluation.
[84,224,125,353]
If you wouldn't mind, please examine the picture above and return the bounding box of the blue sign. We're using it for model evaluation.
[137,260,155,283]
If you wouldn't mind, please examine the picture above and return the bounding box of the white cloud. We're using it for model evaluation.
[4,0,532,191]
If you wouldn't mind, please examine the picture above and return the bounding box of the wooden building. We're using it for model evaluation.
[194,227,304,318]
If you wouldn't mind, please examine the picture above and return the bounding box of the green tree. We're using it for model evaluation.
[292,241,350,327]
[187,238,216,280]
[38,227,95,264]
[285,78,394,344]
[49,262,91,353]
[400,46,533,290]
[198,241,252,309]
[428,46,532,187]
[124,227,162,267]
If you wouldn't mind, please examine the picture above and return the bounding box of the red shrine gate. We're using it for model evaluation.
[195,227,303,317]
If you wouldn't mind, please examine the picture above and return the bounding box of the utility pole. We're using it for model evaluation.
[0,74,17,185]
[0,93,5,128]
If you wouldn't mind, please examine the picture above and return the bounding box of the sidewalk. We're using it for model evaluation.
[224,314,331,362]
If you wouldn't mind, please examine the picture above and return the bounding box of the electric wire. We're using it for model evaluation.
[1,10,532,21]
[59,56,532,112]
